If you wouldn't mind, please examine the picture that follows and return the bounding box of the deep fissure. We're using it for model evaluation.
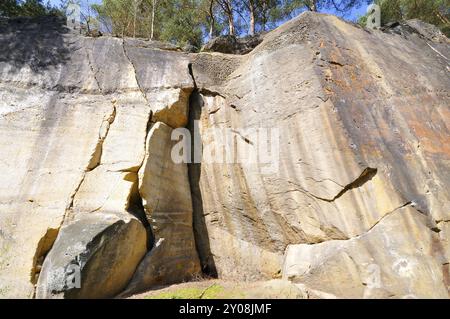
[187,64,218,278]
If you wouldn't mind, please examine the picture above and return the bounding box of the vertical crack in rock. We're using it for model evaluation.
[188,63,197,89]
[85,40,103,94]
[122,39,150,104]
[30,171,85,297]
[31,101,117,294]
[127,110,155,251]
[125,172,154,250]
[30,227,59,293]
[186,64,218,278]
[36,103,153,298]
[87,103,117,170]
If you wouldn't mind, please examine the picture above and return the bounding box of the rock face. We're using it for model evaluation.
[0,13,449,298]
[202,33,265,54]
[283,207,448,298]
[189,12,450,297]
[36,212,147,299]
[0,17,197,298]
[124,122,201,294]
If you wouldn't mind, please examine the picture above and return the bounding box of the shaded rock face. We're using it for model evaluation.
[202,33,265,55]
[382,19,448,44]
[0,12,449,299]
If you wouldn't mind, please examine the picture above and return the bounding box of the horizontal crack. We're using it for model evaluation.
[282,167,377,203]
[331,167,377,201]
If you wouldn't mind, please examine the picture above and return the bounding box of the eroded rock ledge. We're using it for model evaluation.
[0,12,449,299]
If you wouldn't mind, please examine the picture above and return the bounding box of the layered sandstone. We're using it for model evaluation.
[0,13,449,298]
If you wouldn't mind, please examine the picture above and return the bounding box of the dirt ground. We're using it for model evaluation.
[127,279,311,299]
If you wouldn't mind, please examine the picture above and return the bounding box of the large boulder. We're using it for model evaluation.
[36,212,147,299]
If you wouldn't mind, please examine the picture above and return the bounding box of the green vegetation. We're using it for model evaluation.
[358,0,450,36]
[0,0,61,17]
[144,283,245,299]
[1,1,448,45]
[86,0,372,48]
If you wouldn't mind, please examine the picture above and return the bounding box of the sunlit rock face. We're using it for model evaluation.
[0,12,449,298]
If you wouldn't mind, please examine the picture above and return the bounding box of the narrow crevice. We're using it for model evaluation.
[327,59,346,67]
[186,66,218,278]
[126,174,154,250]
[87,104,117,171]
[125,109,154,251]
[199,88,227,99]
[364,201,412,234]
[31,227,59,290]
[302,201,413,246]
[188,63,197,89]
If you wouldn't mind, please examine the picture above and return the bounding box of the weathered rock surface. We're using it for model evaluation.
[202,33,265,55]
[283,207,448,298]
[189,12,450,297]
[0,17,196,298]
[124,122,201,294]
[36,212,147,299]
[0,12,449,299]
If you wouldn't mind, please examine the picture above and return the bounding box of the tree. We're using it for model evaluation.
[0,0,60,17]
[205,0,216,38]
[131,0,141,37]
[0,0,21,16]
[158,0,204,47]
[149,0,159,40]
[239,0,256,35]
[256,0,282,31]
[198,0,225,39]
[216,0,235,35]
[92,0,134,36]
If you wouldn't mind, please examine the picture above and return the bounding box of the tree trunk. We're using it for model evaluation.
[133,1,137,38]
[227,0,234,36]
[228,14,234,35]
[209,0,215,39]
[261,1,267,31]
[151,0,157,40]
[249,1,255,35]
[435,10,450,26]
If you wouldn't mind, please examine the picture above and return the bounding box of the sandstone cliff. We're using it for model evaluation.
[0,13,449,299]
